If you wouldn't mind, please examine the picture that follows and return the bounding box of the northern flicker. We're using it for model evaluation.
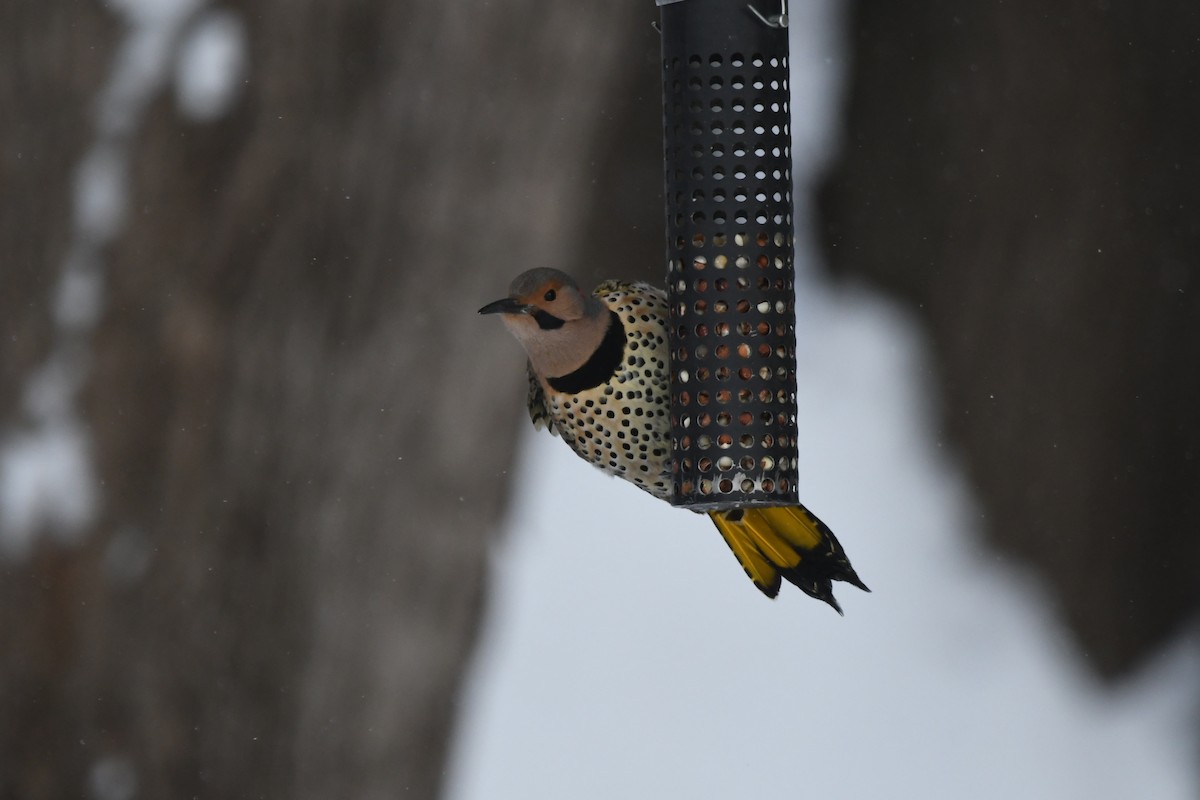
[480,268,867,611]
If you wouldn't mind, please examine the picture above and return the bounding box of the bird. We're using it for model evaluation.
[479,267,867,611]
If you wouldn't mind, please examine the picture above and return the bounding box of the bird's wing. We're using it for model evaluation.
[526,361,558,436]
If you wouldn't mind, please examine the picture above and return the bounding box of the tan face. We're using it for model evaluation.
[478,268,609,378]
[510,277,589,326]
[479,268,590,329]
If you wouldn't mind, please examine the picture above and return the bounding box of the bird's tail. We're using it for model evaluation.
[708,504,868,613]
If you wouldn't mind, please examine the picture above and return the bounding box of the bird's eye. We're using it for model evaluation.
[543,289,557,302]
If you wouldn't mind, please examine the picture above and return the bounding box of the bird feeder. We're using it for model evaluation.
[658,0,798,511]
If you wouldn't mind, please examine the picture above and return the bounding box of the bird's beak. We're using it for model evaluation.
[478,297,533,316]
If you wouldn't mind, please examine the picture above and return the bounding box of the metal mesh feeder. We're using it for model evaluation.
[658,0,798,511]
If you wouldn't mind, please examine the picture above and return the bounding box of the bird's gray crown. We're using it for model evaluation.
[508,267,577,297]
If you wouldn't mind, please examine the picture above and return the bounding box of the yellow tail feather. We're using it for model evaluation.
[758,506,824,551]
[710,513,781,597]
[740,510,803,569]
[707,504,869,612]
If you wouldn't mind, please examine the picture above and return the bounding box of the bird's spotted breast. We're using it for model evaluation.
[541,282,674,502]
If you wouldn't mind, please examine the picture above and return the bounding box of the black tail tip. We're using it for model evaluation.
[780,556,868,613]
[809,581,845,616]
[840,568,871,594]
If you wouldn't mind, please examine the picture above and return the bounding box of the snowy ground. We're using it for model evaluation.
[446,4,1199,799]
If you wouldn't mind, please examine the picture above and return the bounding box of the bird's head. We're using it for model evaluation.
[478,268,596,328]
[478,268,609,378]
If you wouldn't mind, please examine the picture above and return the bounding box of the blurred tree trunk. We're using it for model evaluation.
[819,0,1200,678]
[0,2,658,798]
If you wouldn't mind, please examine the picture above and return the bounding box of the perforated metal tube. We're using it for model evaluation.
[659,0,798,510]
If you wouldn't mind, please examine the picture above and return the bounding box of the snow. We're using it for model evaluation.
[0,423,97,558]
[98,0,203,137]
[88,755,139,800]
[104,0,198,25]
[73,146,129,244]
[0,350,99,557]
[174,9,248,122]
[55,249,106,332]
[445,4,1199,799]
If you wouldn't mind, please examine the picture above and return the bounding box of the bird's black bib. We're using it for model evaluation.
[547,311,625,394]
